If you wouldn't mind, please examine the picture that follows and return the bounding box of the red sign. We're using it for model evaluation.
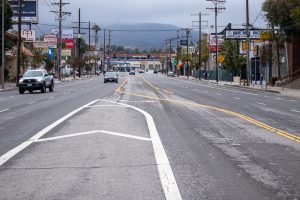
[62,39,74,49]
[210,45,221,53]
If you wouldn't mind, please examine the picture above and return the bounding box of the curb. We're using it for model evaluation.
[223,83,280,93]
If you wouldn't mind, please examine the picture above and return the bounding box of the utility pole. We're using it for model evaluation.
[103,29,106,72]
[16,0,23,86]
[181,28,192,78]
[1,0,5,89]
[108,30,111,71]
[88,21,90,51]
[51,0,71,80]
[72,8,87,78]
[207,0,226,82]
[192,12,209,80]
[246,0,250,85]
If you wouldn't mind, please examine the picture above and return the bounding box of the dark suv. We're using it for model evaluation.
[104,71,118,83]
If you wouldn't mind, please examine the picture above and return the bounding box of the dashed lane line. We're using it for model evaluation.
[233,97,240,100]
[291,110,300,113]
[256,102,266,106]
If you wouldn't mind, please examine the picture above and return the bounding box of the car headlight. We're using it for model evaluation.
[19,78,23,83]
[36,78,43,82]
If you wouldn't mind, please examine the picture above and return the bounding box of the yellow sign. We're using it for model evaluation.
[260,32,272,40]
[217,55,225,63]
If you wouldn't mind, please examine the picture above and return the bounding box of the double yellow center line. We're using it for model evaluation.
[115,78,300,144]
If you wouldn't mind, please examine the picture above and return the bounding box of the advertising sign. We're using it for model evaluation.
[209,34,224,46]
[62,39,74,49]
[33,41,48,50]
[9,0,38,23]
[180,40,188,46]
[48,48,55,60]
[225,29,269,40]
[61,49,72,57]
[21,29,36,42]
[44,34,57,48]
[52,29,74,39]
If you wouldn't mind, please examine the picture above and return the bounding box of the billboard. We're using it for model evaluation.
[9,0,38,24]
[52,29,74,39]
[21,29,36,42]
[209,34,224,46]
[61,49,72,57]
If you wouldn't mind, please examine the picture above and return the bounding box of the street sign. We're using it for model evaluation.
[9,0,39,24]
[180,40,188,46]
[61,49,72,57]
[260,32,272,40]
[21,29,36,42]
[217,55,225,63]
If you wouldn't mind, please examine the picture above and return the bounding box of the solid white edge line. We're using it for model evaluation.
[100,99,182,200]
[34,130,152,142]
[0,99,99,167]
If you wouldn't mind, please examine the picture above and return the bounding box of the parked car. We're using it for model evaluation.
[104,71,118,83]
[153,70,158,74]
[167,71,175,77]
[129,71,136,75]
[18,69,54,94]
[139,69,144,73]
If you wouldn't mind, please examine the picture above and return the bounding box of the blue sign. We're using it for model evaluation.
[48,48,55,61]
[9,0,38,23]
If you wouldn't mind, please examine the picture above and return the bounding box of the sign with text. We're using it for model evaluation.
[225,29,269,40]
[44,34,57,48]
[209,34,224,46]
[21,29,36,42]
[52,29,74,39]
[9,0,38,23]
[61,49,72,57]
[33,41,48,50]
[180,40,188,46]
[62,39,74,49]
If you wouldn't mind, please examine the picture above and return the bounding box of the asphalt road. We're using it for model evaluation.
[0,73,299,200]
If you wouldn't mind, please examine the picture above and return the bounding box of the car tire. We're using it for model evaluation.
[49,82,54,92]
[41,83,46,93]
[29,89,33,93]
[19,88,25,94]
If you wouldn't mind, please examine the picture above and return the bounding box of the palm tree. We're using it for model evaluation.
[92,24,101,49]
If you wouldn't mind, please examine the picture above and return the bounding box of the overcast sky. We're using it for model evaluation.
[39,0,268,31]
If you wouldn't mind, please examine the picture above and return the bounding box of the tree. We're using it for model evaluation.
[220,40,245,71]
[262,0,300,79]
[0,0,13,64]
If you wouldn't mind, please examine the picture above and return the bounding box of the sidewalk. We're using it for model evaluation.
[177,75,300,99]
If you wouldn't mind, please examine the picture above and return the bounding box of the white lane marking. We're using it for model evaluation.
[216,93,222,96]
[34,130,152,142]
[63,92,68,95]
[275,98,282,100]
[56,78,95,88]
[28,102,36,105]
[290,100,295,102]
[87,105,128,108]
[9,96,14,98]
[233,97,240,100]
[172,78,261,96]
[291,109,300,113]
[49,97,55,99]
[101,99,182,200]
[0,100,99,167]
[0,109,9,113]
[256,102,266,106]
[119,100,158,103]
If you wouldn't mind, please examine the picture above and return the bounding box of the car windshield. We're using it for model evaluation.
[23,71,43,77]
[105,72,116,77]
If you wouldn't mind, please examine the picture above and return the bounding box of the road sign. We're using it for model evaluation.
[9,0,39,24]
[21,29,36,42]
[44,34,57,48]
[180,40,188,46]
[217,55,225,63]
